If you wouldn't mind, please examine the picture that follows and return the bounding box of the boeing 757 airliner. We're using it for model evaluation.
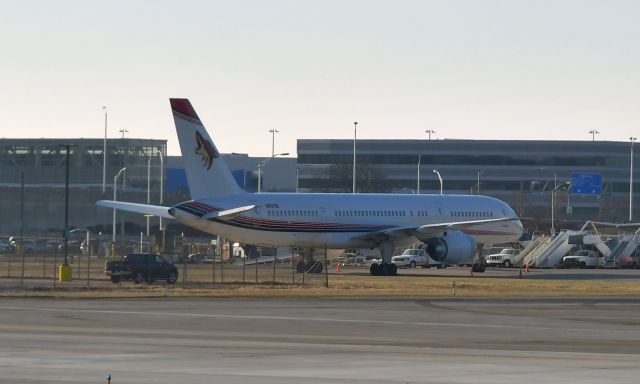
[98,99,523,276]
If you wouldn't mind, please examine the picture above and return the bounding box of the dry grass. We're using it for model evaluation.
[2,272,640,299]
[2,254,639,298]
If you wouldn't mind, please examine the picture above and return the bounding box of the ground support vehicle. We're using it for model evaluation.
[391,248,446,269]
[486,248,518,268]
[560,250,601,268]
[105,253,178,284]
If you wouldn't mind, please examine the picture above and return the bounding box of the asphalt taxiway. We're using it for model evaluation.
[0,297,639,383]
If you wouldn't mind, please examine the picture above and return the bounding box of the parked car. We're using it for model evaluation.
[187,253,207,263]
[486,248,518,268]
[105,253,178,284]
[560,250,601,268]
[391,248,445,269]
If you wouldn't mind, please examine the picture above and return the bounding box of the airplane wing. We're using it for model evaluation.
[96,200,173,219]
[201,205,257,220]
[416,217,520,235]
[352,217,518,242]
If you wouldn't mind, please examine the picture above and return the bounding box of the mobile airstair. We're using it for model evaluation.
[534,230,578,268]
[513,235,546,267]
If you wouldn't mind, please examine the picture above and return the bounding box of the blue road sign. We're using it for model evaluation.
[571,173,602,195]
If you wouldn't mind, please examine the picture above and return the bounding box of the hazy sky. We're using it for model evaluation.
[1,0,639,156]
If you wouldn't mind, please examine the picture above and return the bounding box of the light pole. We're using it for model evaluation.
[102,106,107,193]
[426,129,436,141]
[112,167,126,243]
[119,128,129,139]
[416,155,422,194]
[258,153,288,193]
[631,137,637,222]
[353,122,358,194]
[551,178,571,237]
[157,150,164,230]
[231,153,249,190]
[146,155,151,237]
[269,129,279,157]
[433,169,443,195]
[589,130,599,142]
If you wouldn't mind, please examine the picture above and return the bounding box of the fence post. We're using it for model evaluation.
[87,250,91,288]
[242,250,246,286]
[291,247,295,285]
[272,249,277,285]
[324,243,329,288]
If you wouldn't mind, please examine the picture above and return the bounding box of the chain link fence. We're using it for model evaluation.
[0,235,333,289]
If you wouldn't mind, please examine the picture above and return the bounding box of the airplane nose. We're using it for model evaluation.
[514,220,524,236]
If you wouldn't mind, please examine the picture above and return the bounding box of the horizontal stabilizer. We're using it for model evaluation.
[202,205,256,220]
[96,200,173,219]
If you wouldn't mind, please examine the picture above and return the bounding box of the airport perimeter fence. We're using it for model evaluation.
[0,244,334,289]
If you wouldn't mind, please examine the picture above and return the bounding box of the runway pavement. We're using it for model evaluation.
[0,297,639,383]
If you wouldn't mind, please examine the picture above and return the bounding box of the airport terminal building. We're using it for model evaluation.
[1,137,637,237]
[0,138,167,236]
[0,138,296,237]
[296,139,639,227]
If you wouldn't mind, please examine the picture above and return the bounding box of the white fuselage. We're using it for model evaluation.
[171,193,523,250]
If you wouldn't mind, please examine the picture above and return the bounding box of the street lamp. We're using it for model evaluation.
[146,155,151,237]
[258,153,288,193]
[269,129,279,157]
[353,122,358,194]
[589,130,600,142]
[426,129,436,141]
[119,129,129,139]
[157,149,164,230]
[416,155,422,194]
[112,167,126,243]
[551,177,571,237]
[102,106,107,193]
[631,137,637,222]
[231,153,249,190]
[433,169,443,195]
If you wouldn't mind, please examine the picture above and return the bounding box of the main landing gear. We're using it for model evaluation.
[369,262,397,276]
[369,241,397,276]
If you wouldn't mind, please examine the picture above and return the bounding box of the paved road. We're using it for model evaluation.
[0,297,639,383]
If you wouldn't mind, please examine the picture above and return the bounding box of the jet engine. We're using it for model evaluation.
[423,230,477,265]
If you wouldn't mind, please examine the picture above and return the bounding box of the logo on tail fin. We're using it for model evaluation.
[195,131,219,170]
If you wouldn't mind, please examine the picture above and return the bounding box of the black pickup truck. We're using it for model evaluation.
[105,253,178,284]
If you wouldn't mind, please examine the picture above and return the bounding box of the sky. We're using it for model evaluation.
[1,0,639,156]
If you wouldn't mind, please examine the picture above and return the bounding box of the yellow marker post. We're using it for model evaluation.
[59,264,72,282]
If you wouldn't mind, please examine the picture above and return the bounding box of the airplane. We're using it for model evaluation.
[98,98,524,276]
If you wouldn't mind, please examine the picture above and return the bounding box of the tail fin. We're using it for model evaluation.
[170,98,244,200]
